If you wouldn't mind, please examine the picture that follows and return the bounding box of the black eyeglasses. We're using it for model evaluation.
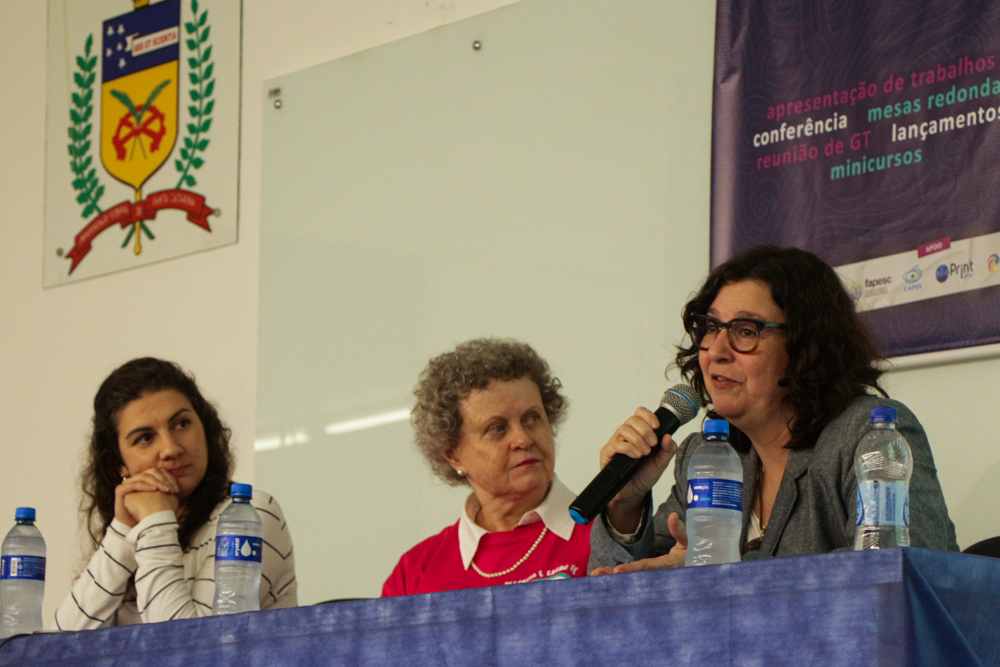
[687,314,788,353]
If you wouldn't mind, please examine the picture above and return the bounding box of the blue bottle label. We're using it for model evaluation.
[687,479,743,511]
[215,535,262,562]
[856,481,909,527]
[0,555,46,581]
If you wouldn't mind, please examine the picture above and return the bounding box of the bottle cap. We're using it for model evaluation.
[230,483,253,499]
[14,507,35,521]
[870,406,898,424]
[703,419,730,435]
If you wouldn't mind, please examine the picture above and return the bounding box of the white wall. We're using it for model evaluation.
[0,0,997,625]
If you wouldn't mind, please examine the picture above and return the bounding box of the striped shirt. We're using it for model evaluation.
[55,489,296,629]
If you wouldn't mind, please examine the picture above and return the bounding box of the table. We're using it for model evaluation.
[2,548,997,666]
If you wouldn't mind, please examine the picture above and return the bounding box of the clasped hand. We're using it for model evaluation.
[115,468,180,528]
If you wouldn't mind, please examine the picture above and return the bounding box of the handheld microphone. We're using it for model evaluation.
[569,384,701,525]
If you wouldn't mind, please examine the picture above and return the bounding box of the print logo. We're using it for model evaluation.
[64,0,217,274]
[936,265,949,283]
[949,261,974,279]
[989,254,1000,273]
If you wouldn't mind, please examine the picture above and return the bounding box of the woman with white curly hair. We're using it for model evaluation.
[382,338,591,596]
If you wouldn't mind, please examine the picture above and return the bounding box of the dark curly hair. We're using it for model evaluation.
[412,338,567,486]
[81,357,234,551]
[676,245,887,452]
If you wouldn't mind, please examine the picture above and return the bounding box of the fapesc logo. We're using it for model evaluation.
[864,276,892,288]
[863,275,892,297]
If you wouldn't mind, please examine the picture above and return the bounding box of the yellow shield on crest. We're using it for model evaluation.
[100,0,180,198]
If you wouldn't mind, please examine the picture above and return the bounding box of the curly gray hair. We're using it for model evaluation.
[412,338,568,486]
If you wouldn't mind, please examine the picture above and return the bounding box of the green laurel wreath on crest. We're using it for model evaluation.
[68,34,105,219]
[175,0,214,189]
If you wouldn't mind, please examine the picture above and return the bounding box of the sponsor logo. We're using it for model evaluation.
[863,275,892,297]
[903,266,922,292]
[950,261,974,279]
[936,265,949,283]
[989,254,1000,273]
[847,280,864,301]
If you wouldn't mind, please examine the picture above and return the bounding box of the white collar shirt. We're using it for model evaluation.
[457,476,578,570]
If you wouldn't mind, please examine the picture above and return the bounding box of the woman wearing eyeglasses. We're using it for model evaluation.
[589,245,958,575]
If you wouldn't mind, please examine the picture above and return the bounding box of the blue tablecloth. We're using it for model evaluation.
[3,548,998,666]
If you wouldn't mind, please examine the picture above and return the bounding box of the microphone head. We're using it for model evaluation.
[660,384,701,425]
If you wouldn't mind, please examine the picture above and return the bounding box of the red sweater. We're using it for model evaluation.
[382,519,592,597]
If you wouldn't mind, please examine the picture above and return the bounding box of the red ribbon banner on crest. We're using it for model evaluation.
[66,189,214,273]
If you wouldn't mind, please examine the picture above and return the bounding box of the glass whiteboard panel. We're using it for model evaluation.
[258,0,714,603]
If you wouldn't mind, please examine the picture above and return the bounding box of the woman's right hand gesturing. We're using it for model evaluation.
[114,468,181,528]
[600,407,678,534]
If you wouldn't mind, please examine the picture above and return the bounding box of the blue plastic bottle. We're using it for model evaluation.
[213,484,263,614]
[1,508,46,637]
[685,420,743,566]
[854,407,912,550]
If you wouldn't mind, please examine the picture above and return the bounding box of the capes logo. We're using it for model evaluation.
[989,254,1000,273]
[903,267,922,284]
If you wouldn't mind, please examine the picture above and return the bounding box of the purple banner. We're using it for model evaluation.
[712,1,1000,358]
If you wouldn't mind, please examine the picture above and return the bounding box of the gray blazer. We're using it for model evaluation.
[589,395,959,571]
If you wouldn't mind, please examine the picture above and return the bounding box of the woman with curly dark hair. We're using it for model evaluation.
[589,246,958,574]
[55,358,296,628]
[382,338,591,596]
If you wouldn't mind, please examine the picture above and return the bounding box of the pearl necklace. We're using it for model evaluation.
[471,527,549,578]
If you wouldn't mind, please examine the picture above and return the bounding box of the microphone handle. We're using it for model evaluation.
[568,406,683,525]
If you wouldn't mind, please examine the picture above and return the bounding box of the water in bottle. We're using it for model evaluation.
[1,508,46,637]
[685,420,743,566]
[213,483,263,615]
[854,406,912,550]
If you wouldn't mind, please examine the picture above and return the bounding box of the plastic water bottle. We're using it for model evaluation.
[213,483,263,615]
[0,508,46,637]
[685,420,743,566]
[854,407,912,550]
